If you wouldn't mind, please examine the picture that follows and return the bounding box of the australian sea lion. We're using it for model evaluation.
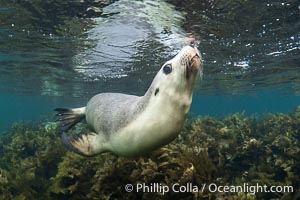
[55,45,202,157]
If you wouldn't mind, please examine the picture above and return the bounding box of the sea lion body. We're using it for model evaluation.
[55,45,202,157]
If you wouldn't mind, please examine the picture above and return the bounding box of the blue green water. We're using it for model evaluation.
[0,0,299,132]
[1,91,300,132]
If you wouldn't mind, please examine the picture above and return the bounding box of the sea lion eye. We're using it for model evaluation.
[163,64,172,74]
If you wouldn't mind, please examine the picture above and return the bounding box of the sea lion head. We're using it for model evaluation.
[150,45,202,98]
[145,45,202,115]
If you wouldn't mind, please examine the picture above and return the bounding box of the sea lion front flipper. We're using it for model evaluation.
[62,131,103,156]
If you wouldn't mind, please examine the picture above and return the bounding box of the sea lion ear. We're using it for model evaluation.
[154,88,159,96]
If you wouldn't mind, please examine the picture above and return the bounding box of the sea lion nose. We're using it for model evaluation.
[194,47,200,57]
[189,42,200,57]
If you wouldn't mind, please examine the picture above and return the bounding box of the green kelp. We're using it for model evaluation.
[0,122,66,199]
[0,108,300,199]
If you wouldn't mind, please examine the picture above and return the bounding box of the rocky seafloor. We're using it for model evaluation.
[0,107,299,200]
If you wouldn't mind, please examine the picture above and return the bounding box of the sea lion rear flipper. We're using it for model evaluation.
[62,131,102,156]
[54,107,86,131]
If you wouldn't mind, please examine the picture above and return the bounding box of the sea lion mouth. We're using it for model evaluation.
[185,49,201,80]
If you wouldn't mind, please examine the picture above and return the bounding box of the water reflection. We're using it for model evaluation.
[0,1,112,97]
[167,0,299,95]
[0,0,190,97]
[0,0,299,98]
[74,0,188,84]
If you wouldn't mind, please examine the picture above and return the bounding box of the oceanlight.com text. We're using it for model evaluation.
[208,183,293,195]
[124,182,293,195]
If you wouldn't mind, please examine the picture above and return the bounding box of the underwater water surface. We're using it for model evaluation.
[0,0,300,199]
